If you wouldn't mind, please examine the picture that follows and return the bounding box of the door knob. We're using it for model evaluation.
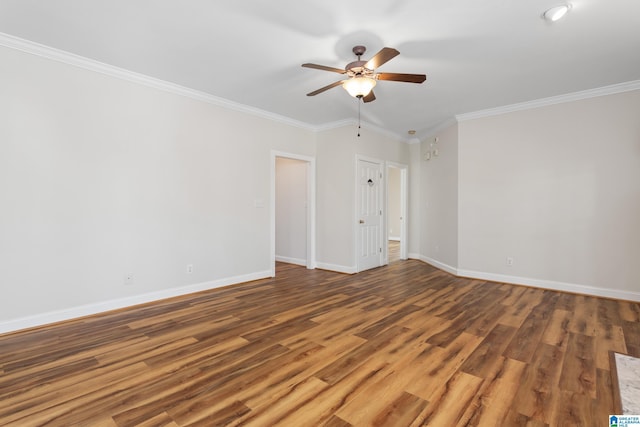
[359,219,365,224]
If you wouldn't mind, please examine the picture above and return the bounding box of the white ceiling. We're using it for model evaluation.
[1,0,639,140]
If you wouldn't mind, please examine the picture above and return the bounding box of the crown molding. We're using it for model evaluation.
[413,79,640,142]
[0,32,418,141]
[312,118,410,142]
[0,32,415,142]
[9,32,635,142]
[417,117,458,142]
[456,80,640,122]
[403,78,640,142]
[0,32,314,131]
[363,121,413,143]
[311,118,355,132]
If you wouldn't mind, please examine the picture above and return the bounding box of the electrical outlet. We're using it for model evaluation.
[125,273,134,286]
[187,264,194,274]
[506,257,514,266]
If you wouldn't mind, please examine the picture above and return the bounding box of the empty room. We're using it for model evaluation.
[1,1,639,426]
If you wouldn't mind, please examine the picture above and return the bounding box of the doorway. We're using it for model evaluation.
[270,151,316,277]
[386,162,408,262]
[356,156,384,272]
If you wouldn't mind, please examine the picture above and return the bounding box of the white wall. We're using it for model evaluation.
[408,143,422,257]
[457,90,640,298]
[4,38,637,333]
[420,124,459,271]
[315,125,410,272]
[0,44,413,331]
[275,157,307,265]
[387,167,401,240]
[0,45,316,329]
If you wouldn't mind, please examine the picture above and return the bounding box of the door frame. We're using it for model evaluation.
[355,155,384,273]
[270,151,316,277]
[385,161,409,262]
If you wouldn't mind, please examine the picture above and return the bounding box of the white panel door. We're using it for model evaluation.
[357,158,383,272]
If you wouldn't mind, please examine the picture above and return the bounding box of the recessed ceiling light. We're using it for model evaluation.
[544,4,571,22]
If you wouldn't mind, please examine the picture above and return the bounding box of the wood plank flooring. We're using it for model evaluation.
[388,240,400,263]
[1,260,638,426]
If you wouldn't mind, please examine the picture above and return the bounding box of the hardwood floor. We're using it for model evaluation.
[1,260,638,426]
[388,240,400,263]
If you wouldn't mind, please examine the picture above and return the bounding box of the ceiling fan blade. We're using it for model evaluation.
[376,73,427,83]
[363,91,376,103]
[306,80,344,96]
[302,63,347,74]
[364,47,400,70]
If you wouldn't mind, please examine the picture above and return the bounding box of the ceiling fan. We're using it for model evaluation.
[302,45,426,102]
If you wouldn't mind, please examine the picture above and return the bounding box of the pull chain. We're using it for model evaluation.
[357,98,361,137]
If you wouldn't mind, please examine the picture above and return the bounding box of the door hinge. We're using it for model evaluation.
[379,247,382,253]
[380,172,382,178]
[380,210,382,215]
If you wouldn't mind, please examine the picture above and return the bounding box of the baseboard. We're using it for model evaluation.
[275,255,307,267]
[414,253,640,302]
[6,259,636,336]
[419,255,459,276]
[315,262,357,274]
[388,236,400,241]
[0,270,272,335]
[457,268,640,302]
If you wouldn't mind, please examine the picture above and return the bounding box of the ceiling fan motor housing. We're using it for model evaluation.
[345,60,369,75]
[347,46,370,75]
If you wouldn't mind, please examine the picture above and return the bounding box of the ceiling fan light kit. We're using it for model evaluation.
[343,76,377,98]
